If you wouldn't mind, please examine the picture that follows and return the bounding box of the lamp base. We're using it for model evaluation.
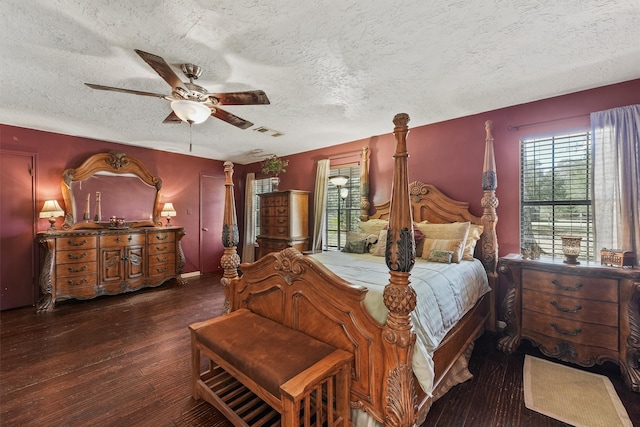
[48,216,58,231]
[563,255,580,265]
[165,218,172,227]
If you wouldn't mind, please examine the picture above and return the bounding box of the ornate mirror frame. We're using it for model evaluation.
[61,151,163,230]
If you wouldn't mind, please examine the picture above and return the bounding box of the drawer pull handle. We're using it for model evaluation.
[116,236,121,242]
[551,279,583,292]
[550,322,582,336]
[68,240,87,247]
[155,267,168,273]
[157,246,168,251]
[155,256,168,262]
[156,235,168,240]
[550,301,582,314]
[128,235,132,241]
[68,278,88,286]
[68,252,87,260]
[68,265,88,273]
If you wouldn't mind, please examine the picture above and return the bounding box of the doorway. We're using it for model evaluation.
[1,151,37,310]
[200,174,225,274]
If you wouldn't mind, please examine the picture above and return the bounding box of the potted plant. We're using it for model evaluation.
[261,155,289,191]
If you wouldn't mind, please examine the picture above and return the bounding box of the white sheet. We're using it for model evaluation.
[309,251,490,395]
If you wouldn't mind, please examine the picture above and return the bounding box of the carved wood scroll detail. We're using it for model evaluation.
[624,282,640,391]
[382,113,417,427]
[221,161,240,315]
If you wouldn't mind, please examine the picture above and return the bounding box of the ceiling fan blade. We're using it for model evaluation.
[210,90,270,105]
[84,83,167,98]
[134,49,188,91]
[162,111,182,123]
[211,108,254,129]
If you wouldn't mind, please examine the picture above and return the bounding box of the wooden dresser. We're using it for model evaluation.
[256,190,309,259]
[37,227,186,311]
[497,255,640,392]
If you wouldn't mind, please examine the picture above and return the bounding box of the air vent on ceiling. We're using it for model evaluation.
[254,126,284,137]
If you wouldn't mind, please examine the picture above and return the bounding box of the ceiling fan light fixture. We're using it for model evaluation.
[170,100,211,124]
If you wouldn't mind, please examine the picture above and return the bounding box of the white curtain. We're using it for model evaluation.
[241,173,256,263]
[591,104,640,263]
[312,159,330,250]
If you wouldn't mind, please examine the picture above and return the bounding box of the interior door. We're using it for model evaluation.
[1,151,37,310]
[200,175,225,274]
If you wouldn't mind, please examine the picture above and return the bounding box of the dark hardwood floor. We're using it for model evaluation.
[1,274,638,426]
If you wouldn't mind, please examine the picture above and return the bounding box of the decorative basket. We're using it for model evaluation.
[600,248,635,268]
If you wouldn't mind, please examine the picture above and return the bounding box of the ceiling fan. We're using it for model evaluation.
[85,49,270,129]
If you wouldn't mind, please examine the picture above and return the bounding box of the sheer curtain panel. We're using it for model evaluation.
[591,104,640,264]
[242,173,256,263]
[312,159,330,250]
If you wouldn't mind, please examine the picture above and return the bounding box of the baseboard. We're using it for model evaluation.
[181,271,201,279]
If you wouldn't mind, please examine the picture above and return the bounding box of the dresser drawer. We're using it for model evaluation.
[258,238,289,251]
[148,242,175,255]
[57,249,98,264]
[522,309,618,351]
[147,231,176,244]
[522,288,618,327]
[148,263,175,278]
[261,216,289,227]
[522,269,618,302]
[56,261,98,278]
[100,233,145,247]
[56,236,97,250]
[261,195,289,208]
[259,226,289,237]
[261,206,290,217]
[56,274,99,298]
[148,253,175,266]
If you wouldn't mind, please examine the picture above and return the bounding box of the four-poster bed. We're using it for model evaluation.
[217,114,499,426]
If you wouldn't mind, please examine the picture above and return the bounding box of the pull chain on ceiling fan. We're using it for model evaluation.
[85,49,270,129]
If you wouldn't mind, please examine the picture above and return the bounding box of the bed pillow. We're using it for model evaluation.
[342,232,370,254]
[415,221,470,259]
[420,238,465,263]
[427,250,454,264]
[371,229,387,257]
[460,224,483,260]
[356,219,388,237]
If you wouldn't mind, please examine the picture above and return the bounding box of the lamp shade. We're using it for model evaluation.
[329,175,349,187]
[170,100,211,124]
[39,200,64,218]
[161,203,177,217]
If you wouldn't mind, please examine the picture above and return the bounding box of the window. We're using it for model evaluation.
[253,178,274,239]
[324,165,361,251]
[520,132,594,261]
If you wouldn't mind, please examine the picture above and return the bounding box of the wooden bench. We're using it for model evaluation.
[189,308,353,426]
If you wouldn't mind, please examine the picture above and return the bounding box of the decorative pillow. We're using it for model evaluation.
[371,229,387,257]
[460,224,483,260]
[356,219,388,237]
[415,221,470,259]
[342,232,369,254]
[420,238,465,263]
[428,250,453,264]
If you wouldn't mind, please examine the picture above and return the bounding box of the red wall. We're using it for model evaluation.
[2,79,639,306]
[0,127,246,276]
[244,79,640,258]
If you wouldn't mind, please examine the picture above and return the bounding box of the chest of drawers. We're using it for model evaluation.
[257,190,309,259]
[38,227,185,311]
[497,255,640,392]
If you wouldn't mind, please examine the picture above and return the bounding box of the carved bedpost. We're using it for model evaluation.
[481,120,499,331]
[220,161,240,315]
[382,113,417,427]
[360,146,370,221]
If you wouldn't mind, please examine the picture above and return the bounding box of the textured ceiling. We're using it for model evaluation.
[1,0,639,164]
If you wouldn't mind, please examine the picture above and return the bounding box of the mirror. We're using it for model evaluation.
[61,151,163,230]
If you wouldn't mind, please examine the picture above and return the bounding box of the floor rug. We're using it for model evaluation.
[523,355,632,427]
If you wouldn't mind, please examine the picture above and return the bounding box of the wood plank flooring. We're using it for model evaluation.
[1,274,638,426]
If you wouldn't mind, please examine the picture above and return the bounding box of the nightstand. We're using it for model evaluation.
[497,254,640,392]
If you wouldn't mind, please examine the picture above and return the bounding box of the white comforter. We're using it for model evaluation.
[309,251,490,395]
